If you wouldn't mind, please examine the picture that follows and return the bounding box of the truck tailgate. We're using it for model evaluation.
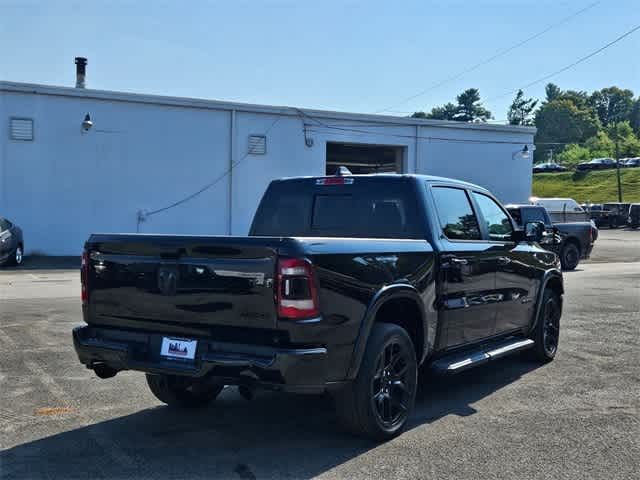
[85,234,283,331]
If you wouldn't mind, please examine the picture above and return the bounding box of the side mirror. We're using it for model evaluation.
[524,221,545,243]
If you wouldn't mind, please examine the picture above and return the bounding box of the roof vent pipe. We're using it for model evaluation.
[75,57,87,88]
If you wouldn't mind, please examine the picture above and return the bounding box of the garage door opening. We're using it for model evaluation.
[326,142,405,175]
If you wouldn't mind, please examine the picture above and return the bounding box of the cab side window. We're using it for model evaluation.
[431,187,481,240]
[471,192,513,241]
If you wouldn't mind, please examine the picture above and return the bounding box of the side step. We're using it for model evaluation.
[430,337,534,375]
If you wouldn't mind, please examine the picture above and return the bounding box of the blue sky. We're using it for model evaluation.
[1,0,638,120]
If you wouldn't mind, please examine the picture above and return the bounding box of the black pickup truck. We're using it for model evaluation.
[74,173,564,440]
[506,204,596,271]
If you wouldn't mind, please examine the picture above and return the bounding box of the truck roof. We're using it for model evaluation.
[273,173,489,193]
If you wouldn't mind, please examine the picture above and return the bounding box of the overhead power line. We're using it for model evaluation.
[487,23,640,102]
[137,111,285,229]
[374,0,601,114]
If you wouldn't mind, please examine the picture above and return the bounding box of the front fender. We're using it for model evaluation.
[345,284,428,380]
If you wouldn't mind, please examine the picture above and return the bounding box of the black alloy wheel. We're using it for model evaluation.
[334,323,417,441]
[542,296,560,357]
[560,243,580,270]
[529,288,561,363]
[371,340,412,429]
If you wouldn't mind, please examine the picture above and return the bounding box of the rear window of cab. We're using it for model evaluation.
[250,178,423,239]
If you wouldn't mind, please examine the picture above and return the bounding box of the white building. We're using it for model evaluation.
[1,80,535,256]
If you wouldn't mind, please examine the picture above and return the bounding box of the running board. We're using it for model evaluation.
[430,338,535,375]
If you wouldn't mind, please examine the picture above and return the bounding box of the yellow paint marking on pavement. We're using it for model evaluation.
[34,407,75,416]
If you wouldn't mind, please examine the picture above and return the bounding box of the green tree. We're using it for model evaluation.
[545,83,562,102]
[507,89,538,126]
[411,102,458,120]
[589,87,635,126]
[561,90,590,109]
[455,88,492,122]
[555,144,591,167]
[584,131,614,158]
[534,99,601,160]
[630,99,640,135]
[607,121,640,158]
[411,89,491,122]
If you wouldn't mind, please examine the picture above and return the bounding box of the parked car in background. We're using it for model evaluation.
[576,158,617,171]
[531,197,589,222]
[628,204,640,228]
[602,203,631,229]
[582,203,609,227]
[506,204,595,271]
[73,172,564,441]
[621,157,640,168]
[0,216,24,266]
[532,162,568,173]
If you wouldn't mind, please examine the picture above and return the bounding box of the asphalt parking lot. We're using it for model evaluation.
[1,230,638,479]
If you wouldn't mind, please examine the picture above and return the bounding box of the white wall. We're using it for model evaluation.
[0,88,534,255]
[1,91,231,255]
[417,125,533,203]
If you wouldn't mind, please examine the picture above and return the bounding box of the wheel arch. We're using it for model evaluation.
[563,236,581,253]
[346,284,427,380]
[528,270,564,335]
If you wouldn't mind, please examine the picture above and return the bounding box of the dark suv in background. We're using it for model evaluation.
[603,203,631,229]
[0,217,24,266]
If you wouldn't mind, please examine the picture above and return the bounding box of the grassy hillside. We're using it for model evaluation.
[532,168,640,203]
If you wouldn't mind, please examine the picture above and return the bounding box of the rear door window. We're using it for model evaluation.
[431,187,481,240]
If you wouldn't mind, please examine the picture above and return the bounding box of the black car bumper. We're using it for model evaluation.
[73,326,328,394]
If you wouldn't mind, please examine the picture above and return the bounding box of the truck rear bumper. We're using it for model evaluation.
[73,326,328,394]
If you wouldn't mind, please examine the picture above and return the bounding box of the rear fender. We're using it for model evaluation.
[528,269,563,335]
[346,284,427,380]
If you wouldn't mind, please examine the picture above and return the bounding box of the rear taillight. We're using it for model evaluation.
[276,258,319,319]
[81,250,89,305]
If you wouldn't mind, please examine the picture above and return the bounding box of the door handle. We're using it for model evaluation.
[498,257,511,265]
[450,257,469,265]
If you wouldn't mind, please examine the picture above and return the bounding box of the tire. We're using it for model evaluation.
[560,242,580,271]
[334,323,417,441]
[12,245,24,266]
[146,374,223,408]
[529,289,561,363]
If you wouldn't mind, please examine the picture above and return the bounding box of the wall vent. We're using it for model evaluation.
[10,118,34,141]
[248,135,267,155]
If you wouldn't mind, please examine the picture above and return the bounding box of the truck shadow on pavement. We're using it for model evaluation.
[1,256,80,271]
[1,358,541,479]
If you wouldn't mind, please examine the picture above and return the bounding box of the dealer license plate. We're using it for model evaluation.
[160,337,197,360]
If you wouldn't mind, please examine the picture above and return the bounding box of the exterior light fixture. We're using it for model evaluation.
[81,113,93,132]
[513,144,533,160]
